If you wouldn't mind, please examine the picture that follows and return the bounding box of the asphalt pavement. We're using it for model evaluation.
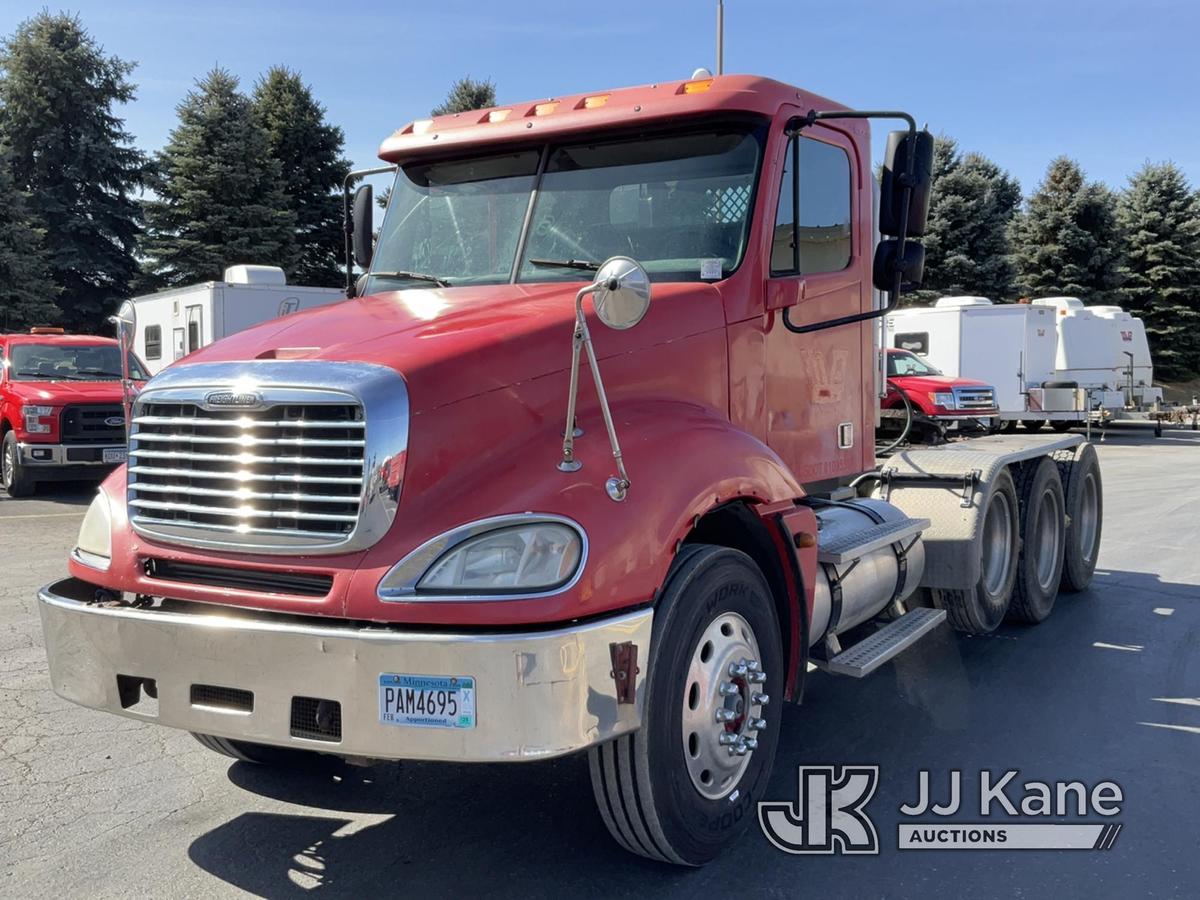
[2,423,1198,898]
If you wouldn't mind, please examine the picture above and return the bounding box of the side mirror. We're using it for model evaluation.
[352,183,374,269]
[107,299,138,438]
[873,239,925,292]
[591,256,651,330]
[879,129,934,238]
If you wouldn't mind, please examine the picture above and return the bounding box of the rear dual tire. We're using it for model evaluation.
[1008,457,1066,623]
[589,545,783,866]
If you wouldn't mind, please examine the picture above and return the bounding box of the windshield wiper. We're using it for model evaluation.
[370,270,452,288]
[529,258,600,272]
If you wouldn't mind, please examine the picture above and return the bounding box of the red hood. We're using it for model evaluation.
[888,374,991,390]
[176,282,725,412]
[4,379,129,404]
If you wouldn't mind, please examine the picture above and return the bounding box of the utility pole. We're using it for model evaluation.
[716,0,725,74]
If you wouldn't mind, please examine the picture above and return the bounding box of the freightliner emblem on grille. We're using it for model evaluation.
[203,390,264,409]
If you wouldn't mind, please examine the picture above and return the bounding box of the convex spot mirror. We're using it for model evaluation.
[592,256,651,330]
[879,129,934,238]
[873,239,926,293]
[352,183,375,269]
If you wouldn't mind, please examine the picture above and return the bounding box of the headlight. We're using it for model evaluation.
[932,392,956,409]
[74,492,112,570]
[23,405,54,433]
[378,517,585,598]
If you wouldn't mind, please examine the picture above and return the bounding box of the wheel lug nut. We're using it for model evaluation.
[748,670,767,683]
[718,682,739,697]
[734,740,749,756]
[751,693,769,706]
[718,732,738,746]
[728,661,748,677]
[746,660,761,673]
[748,717,767,731]
[743,737,759,751]
[715,708,736,723]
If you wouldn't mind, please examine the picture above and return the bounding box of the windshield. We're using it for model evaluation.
[365,122,764,294]
[887,351,943,377]
[8,344,149,382]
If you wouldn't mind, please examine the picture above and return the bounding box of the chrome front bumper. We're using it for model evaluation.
[19,442,125,466]
[38,578,652,762]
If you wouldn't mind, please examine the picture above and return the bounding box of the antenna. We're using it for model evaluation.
[716,0,724,74]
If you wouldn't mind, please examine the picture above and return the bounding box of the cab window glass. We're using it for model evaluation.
[771,136,852,275]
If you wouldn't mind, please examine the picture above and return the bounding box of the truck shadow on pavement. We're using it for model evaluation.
[187,567,1196,897]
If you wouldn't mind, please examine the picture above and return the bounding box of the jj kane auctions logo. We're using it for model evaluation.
[759,767,1124,853]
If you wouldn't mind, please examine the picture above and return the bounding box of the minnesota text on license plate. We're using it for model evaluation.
[378,674,475,729]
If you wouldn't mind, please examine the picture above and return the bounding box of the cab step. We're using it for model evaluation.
[816,516,929,565]
[821,608,947,678]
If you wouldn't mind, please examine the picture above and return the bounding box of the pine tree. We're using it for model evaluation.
[910,136,1021,304]
[1115,162,1200,380]
[0,12,146,332]
[431,77,496,116]
[1010,157,1122,303]
[143,69,296,287]
[252,67,349,287]
[0,142,59,330]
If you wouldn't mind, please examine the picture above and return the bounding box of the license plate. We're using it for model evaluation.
[378,674,475,729]
[102,448,127,464]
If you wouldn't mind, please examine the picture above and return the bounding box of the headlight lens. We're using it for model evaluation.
[23,404,54,433]
[932,391,956,409]
[417,523,582,593]
[74,492,112,569]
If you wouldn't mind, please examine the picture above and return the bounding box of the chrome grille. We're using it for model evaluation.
[129,401,365,543]
[952,386,998,411]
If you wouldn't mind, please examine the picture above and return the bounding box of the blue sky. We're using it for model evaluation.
[2,0,1197,196]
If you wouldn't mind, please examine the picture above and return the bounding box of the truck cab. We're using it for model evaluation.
[36,74,1102,866]
[1,329,147,496]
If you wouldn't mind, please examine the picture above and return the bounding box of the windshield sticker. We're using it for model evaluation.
[701,258,723,280]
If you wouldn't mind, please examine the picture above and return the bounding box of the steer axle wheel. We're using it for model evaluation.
[588,544,783,866]
[192,733,326,768]
[2,431,36,497]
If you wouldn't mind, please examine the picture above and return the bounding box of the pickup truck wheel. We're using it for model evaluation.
[588,545,783,866]
[931,467,1019,633]
[1053,443,1103,592]
[1020,419,1045,432]
[1008,457,1065,623]
[2,432,36,497]
[191,732,324,767]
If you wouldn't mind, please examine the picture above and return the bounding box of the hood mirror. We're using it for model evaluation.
[592,256,651,330]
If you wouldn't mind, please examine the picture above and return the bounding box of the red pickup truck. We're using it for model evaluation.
[1,329,147,496]
[882,348,998,438]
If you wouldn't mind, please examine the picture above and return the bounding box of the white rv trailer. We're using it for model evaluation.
[887,296,1171,432]
[129,266,346,375]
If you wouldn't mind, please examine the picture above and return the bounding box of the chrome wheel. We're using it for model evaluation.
[680,611,768,800]
[1033,487,1064,592]
[982,491,1014,596]
[1078,472,1099,565]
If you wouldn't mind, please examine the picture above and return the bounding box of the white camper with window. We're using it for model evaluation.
[128,266,345,376]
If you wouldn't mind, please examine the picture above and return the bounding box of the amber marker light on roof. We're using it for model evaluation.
[680,78,714,94]
[533,101,559,116]
[581,94,609,109]
[487,108,512,123]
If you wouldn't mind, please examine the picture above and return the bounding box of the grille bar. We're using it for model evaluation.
[130,448,365,467]
[133,515,347,542]
[130,497,360,522]
[128,465,363,485]
[133,415,365,430]
[131,432,365,448]
[132,481,361,504]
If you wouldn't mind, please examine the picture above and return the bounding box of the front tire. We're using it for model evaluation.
[589,545,784,866]
[191,732,325,767]
[2,432,36,497]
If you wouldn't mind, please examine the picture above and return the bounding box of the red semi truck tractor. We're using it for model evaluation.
[38,75,1103,865]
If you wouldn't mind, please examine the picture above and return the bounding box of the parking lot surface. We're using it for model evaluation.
[2,425,1198,898]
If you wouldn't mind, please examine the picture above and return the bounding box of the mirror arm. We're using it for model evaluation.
[558,283,631,501]
[781,110,918,335]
